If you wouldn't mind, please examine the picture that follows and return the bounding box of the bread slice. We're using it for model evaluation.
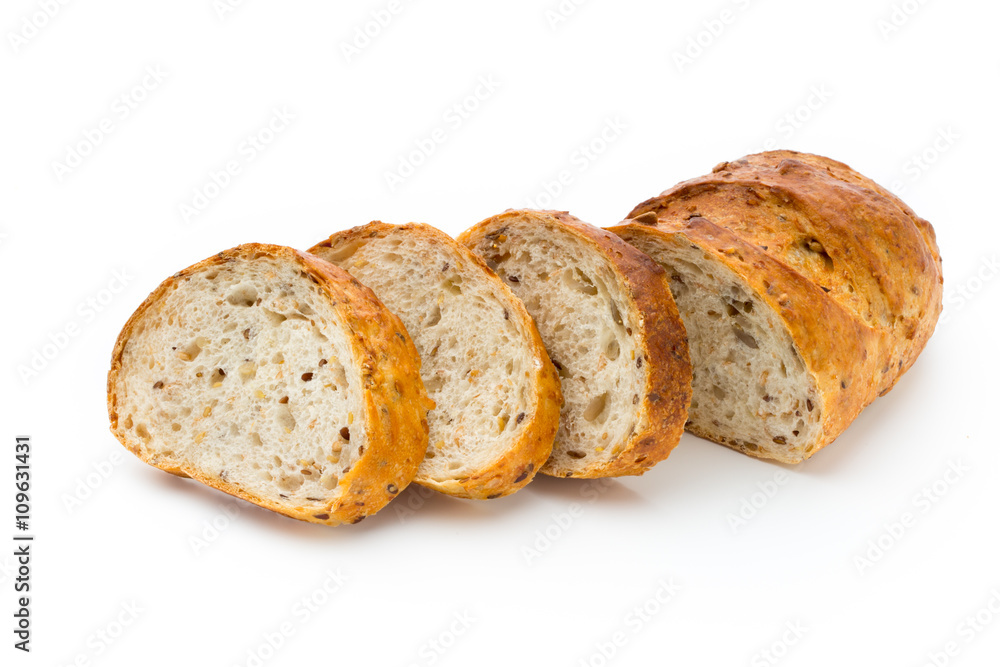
[611,150,942,463]
[458,210,692,478]
[107,243,432,525]
[309,222,561,499]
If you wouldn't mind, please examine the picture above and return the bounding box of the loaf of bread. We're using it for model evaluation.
[459,210,692,478]
[107,244,432,525]
[309,222,562,499]
[610,151,942,463]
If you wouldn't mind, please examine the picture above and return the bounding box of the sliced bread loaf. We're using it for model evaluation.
[611,150,942,463]
[107,243,432,525]
[458,210,692,478]
[309,222,562,499]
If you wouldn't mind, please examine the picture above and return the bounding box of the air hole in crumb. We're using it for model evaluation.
[425,305,442,327]
[485,252,510,271]
[226,284,258,307]
[179,339,204,361]
[584,392,609,424]
[275,405,296,432]
[712,385,726,400]
[136,423,151,441]
[567,451,586,459]
[610,301,624,327]
[563,268,598,295]
[734,329,758,349]
[424,374,445,393]
[277,474,304,492]
[324,240,361,262]
[605,339,621,361]
[263,309,287,326]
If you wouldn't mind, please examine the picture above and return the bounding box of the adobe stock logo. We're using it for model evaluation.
[854,460,969,575]
[178,107,295,223]
[671,0,756,73]
[726,470,790,533]
[524,117,627,209]
[383,75,501,192]
[7,0,73,53]
[751,621,808,667]
[877,0,932,40]
[17,269,135,385]
[339,0,417,63]
[939,254,999,326]
[918,589,1000,667]
[213,0,250,20]
[577,578,681,667]
[51,65,169,182]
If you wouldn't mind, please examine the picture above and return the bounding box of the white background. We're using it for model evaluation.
[2,1,998,665]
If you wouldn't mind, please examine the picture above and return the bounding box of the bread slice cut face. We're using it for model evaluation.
[107,243,431,525]
[310,223,562,499]
[459,210,692,478]
[607,224,827,463]
[612,150,943,463]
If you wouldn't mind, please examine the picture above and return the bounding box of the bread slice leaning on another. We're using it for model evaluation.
[459,210,692,478]
[107,243,432,525]
[611,150,943,464]
[310,222,562,499]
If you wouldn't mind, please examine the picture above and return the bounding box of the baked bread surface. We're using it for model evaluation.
[460,210,692,478]
[107,243,431,525]
[612,151,942,463]
[310,222,562,499]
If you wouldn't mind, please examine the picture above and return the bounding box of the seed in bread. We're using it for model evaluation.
[459,210,692,478]
[310,222,562,499]
[107,243,432,525]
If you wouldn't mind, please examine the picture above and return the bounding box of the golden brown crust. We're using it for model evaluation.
[611,219,884,463]
[616,150,942,462]
[107,243,431,526]
[458,210,692,478]
[310,222,562,499]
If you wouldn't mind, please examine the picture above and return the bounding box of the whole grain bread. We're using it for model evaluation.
[611,150,942,463]
[107,243,432,525]
[310,222,562,499]
[459,210,692,478]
